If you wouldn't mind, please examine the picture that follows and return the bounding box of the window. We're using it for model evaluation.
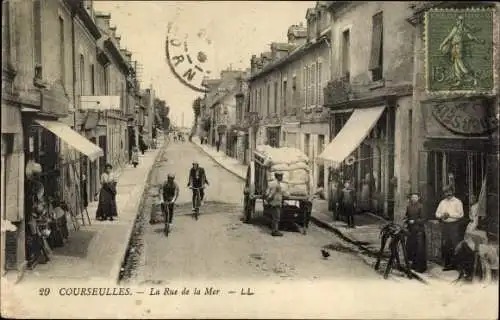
[303,67,307,108]
[273,81,278,114]
[33,0,42,75]
[103,66,109,95]
[282,79,288,113]
[79,54,85,95]
[318,61,323,105]
[311,63,316,106]
[2,1,10,66]
[369,12,384,81]
[342,29,350,81]
[90,64,95,95]
[59,17,65,86]
[266,83,271,116]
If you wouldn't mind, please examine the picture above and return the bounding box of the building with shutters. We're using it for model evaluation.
[247,1,332,191]
[319,1,414,222]
[1,0,149,277]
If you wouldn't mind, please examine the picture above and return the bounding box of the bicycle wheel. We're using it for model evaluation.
[194,191,200,220]
[164,205,170,236]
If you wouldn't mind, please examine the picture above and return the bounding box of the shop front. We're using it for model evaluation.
[418,97,499,258]
[23,118,103,269]
[319,104,397,220]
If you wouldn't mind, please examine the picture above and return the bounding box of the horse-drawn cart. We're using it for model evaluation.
[242,146,313,235]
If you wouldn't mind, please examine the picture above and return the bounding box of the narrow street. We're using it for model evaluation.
[127,141,385,283]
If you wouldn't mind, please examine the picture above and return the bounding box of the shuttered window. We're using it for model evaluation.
[317,61,322,105]
[311,63,316,106]
[303,66,307,108]
[369,12,384,81]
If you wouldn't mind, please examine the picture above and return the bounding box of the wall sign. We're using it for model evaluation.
[432,100,499,135]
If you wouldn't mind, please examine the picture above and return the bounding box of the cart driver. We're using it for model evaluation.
[265,172,287,237]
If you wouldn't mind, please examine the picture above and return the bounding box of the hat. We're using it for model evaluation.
[443,185,453,194]
[274,172,284,177]
[408,190,420,197]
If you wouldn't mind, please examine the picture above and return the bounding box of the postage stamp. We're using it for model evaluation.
[424,8,496,94]
[165,21,215,93]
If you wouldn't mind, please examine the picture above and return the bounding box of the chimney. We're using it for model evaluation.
[110,26,117,38]
[271,43,290,60]
[250,55,258,74]
[95,12,111,31]
[115,35,121,47]
[287,24,307,46]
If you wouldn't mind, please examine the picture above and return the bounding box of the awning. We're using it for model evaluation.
[317,106,385,167]
[35,119,104,161]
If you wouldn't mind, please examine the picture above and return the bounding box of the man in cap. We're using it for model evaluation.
[265,172,287,237]
[188,161,209,211]
[435,185,464,271]
[161,174,179,227]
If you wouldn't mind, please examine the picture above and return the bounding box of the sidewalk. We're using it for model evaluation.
[192,138,456,284]
[16,137,166,285]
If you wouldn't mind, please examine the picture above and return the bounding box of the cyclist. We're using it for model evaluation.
[187,161,209,211]
[160,174,179,228]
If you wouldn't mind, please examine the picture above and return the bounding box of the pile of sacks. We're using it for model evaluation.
[256,145,311,197]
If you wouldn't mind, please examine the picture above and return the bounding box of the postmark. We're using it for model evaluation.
[424,8,495,94]
[166,21,215,93]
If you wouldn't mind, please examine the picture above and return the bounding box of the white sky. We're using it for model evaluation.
[94,1,314,127]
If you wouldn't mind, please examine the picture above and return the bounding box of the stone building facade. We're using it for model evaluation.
[248,2,332,190]
[321,1,414,221]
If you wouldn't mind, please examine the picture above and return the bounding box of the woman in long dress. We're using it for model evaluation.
[96,164,118,221]
[405,192,427,273]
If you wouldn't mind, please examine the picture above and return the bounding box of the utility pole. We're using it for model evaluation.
[181,112,184,128]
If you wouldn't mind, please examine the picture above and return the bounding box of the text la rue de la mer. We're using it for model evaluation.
[149,287,255,296]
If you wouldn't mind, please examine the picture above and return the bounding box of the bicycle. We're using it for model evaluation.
[190,187,202,220]
[162,201,172,236]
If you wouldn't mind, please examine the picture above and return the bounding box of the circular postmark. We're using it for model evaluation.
[166,21,215,93]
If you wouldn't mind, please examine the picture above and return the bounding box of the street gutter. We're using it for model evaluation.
[111,140,167,284]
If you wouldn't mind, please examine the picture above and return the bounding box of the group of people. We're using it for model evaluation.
[403,185,485,276]
[157,161,209,230]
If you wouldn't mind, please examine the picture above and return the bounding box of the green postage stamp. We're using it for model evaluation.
[425,8,495,94]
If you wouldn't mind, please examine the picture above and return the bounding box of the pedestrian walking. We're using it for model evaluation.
[435,185,464,271]
[339,179,356,228]
[404,192,427,273]
[131,146,140,168]
[139,135,147,154]
[265,172,287,237]
[96,164,118,221]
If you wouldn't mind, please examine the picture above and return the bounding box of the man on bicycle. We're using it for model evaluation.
[161,174,179,227]
[187,161,209,211]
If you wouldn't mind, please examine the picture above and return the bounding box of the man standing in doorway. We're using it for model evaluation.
[435,185,464,271]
